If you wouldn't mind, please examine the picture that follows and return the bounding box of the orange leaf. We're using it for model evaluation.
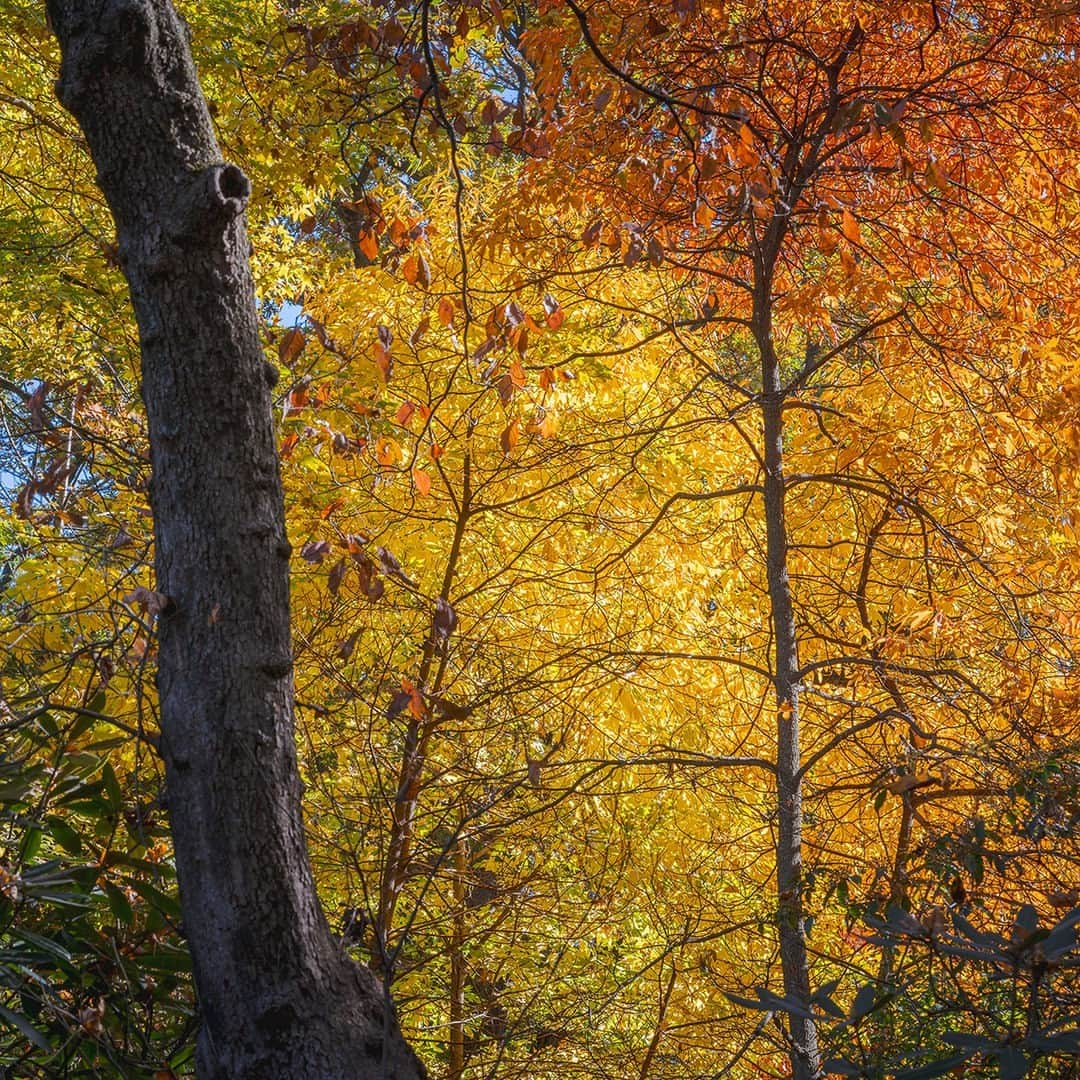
[499,420,519,455]
[542,293,565,330]
[412,468,432,496]
[402,677,426,720]
[841,208,860,245]
[925,155,950,190]
[402,255,419,285]
[288,384,309,413]
[373,342,392,381]
[539,367,556,390]
[358,230,379,262]
[438,297,455,326]
[375,436,402,467]
[395,401,417,426]
[430,442,445,460]
[510,357,527,388]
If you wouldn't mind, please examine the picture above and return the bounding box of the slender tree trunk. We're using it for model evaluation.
[47,2,426,1076]
[448,839,467,1080]
[755,293,822,1080]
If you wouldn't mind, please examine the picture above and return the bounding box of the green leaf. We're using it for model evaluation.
[20,824,42,863]
[104,881,133,925]
[101,763,122,813]
[0,1002,53,1051]
[8,927,72,964]
[45,817,81,855]
[123,877,182,921]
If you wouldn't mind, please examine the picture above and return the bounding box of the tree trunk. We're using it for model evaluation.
[755,295,822,1080]
[47,2,426,1076]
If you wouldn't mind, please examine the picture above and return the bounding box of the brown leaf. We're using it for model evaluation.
[328,558,347,596]
[279,327,306,366]
[356,560,385,601]
[336,630,361,660]
[410,317,430,348]
[527,754,543,788]
[377,547,417,588]
[27,382,48,430]
[122,586,173,617]
[301,539,332,564]
[386,690,412,719]
[434,596,458,642]
[581,219,603,247]
[497,372,514,406]
[416,253,432,289]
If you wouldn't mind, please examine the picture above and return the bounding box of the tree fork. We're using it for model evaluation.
[47,0,426,1075]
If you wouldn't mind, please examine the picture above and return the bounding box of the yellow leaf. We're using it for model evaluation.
[906,608,936,635]
[836,443,862,471]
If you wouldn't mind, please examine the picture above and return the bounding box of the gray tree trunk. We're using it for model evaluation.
[754,285,822,1080]
[47,1,426,1076]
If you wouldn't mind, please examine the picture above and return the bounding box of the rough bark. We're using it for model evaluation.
[755,291,822,1080]
[47,2,426,1076]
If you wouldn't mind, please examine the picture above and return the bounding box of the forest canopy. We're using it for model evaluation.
[1,0,1080,1077]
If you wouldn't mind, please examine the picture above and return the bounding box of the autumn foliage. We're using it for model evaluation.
[2,0,1080,1077]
